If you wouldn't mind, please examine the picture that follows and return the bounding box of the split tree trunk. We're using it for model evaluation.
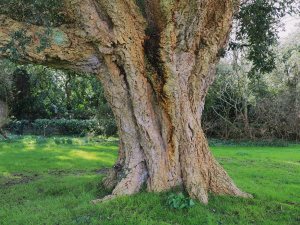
[0,0,251,203]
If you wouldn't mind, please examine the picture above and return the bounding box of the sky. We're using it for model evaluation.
[279,15,300,41]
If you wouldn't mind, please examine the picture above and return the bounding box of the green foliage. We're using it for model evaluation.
[36,28,53,53]
[208,139,290,147]
[66,138,73,145]
[0,30,32,61]
[54,138,61,145]
[0,0,69,26]
[0,61,117,136]
[204,30,300,141]
[96,118,118,136]
[35,136,47,144]
[6,120,30,135]
[0,62,115,120]
[32,119,97,136]
[0,136,299,224]
[235,0,300,75]
[73,215,92,225]
[0,1,69,58]
[53,137,73,145]
[0,60,15,102]
[7,119,118,136]
[167,192,195,209]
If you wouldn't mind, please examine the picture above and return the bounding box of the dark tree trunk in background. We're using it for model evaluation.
[0,100,9,139]
[0,128,8,139]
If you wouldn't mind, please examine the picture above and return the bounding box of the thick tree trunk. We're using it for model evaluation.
[90,0,251,204]
[0,0,251,204]
[95,60,250,204]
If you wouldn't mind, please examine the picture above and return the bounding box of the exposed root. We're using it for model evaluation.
[111,162,147,196]
[186,182,209,204]
[182,148,252,204]
[185,174,251,204]
[235,190,253,199]
[93,135,251,205]
[92,162,148,204]
[102,168,118,191]
[91,195,116,204]
[209,159,253,199]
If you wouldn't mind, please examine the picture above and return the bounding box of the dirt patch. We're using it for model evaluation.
[284,201,300,206]
[0,168,109,188]
[93,168,109,175]
[48,169,88,176]
[48,168,109,176]
[0,173,39,188]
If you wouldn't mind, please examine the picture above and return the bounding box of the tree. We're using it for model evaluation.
[0,100,9,139]
[203,60,255,140]
[0,59,15,139]
[233,0,299,75]
[0,0,297,203]
[254,32,300,140]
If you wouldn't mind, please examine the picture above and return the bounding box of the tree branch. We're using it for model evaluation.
[0,15,102,73]
[63,0,115,46]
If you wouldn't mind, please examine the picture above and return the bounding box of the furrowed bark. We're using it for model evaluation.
[138,0,250,203]
[95,55,148,200]
[0,0,251,204]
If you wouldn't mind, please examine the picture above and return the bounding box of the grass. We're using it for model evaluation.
[0,136,299,225]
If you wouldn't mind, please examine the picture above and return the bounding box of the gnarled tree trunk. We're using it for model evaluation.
[0,0,250,203]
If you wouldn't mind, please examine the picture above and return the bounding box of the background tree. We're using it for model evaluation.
[0,100,9,139]
[203,22,300,141]
[0,59,15,139]
[254,33,300,140]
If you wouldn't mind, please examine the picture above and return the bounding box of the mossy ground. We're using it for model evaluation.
[0,136,299,225]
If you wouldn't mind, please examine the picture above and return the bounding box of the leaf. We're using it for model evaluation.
[189,199,195,207]
[178,192,184,198]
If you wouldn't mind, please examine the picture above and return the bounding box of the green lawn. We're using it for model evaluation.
[0,136,299,225]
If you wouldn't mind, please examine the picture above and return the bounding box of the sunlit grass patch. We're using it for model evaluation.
[0,136,299,225]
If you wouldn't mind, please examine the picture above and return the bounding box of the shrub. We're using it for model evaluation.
[6,118,118,136]
[54,138,61,145]
[167,192,195,209]
[32,119,94,136]
[208,138,289,147]
[35,136,48,144]
[96,118,118,136]
[66,138,73,145]
[5,120,30,135]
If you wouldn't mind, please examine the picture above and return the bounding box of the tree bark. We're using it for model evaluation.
[0,101,9,139]
[0,128,8,139]
[0,0,251,204]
